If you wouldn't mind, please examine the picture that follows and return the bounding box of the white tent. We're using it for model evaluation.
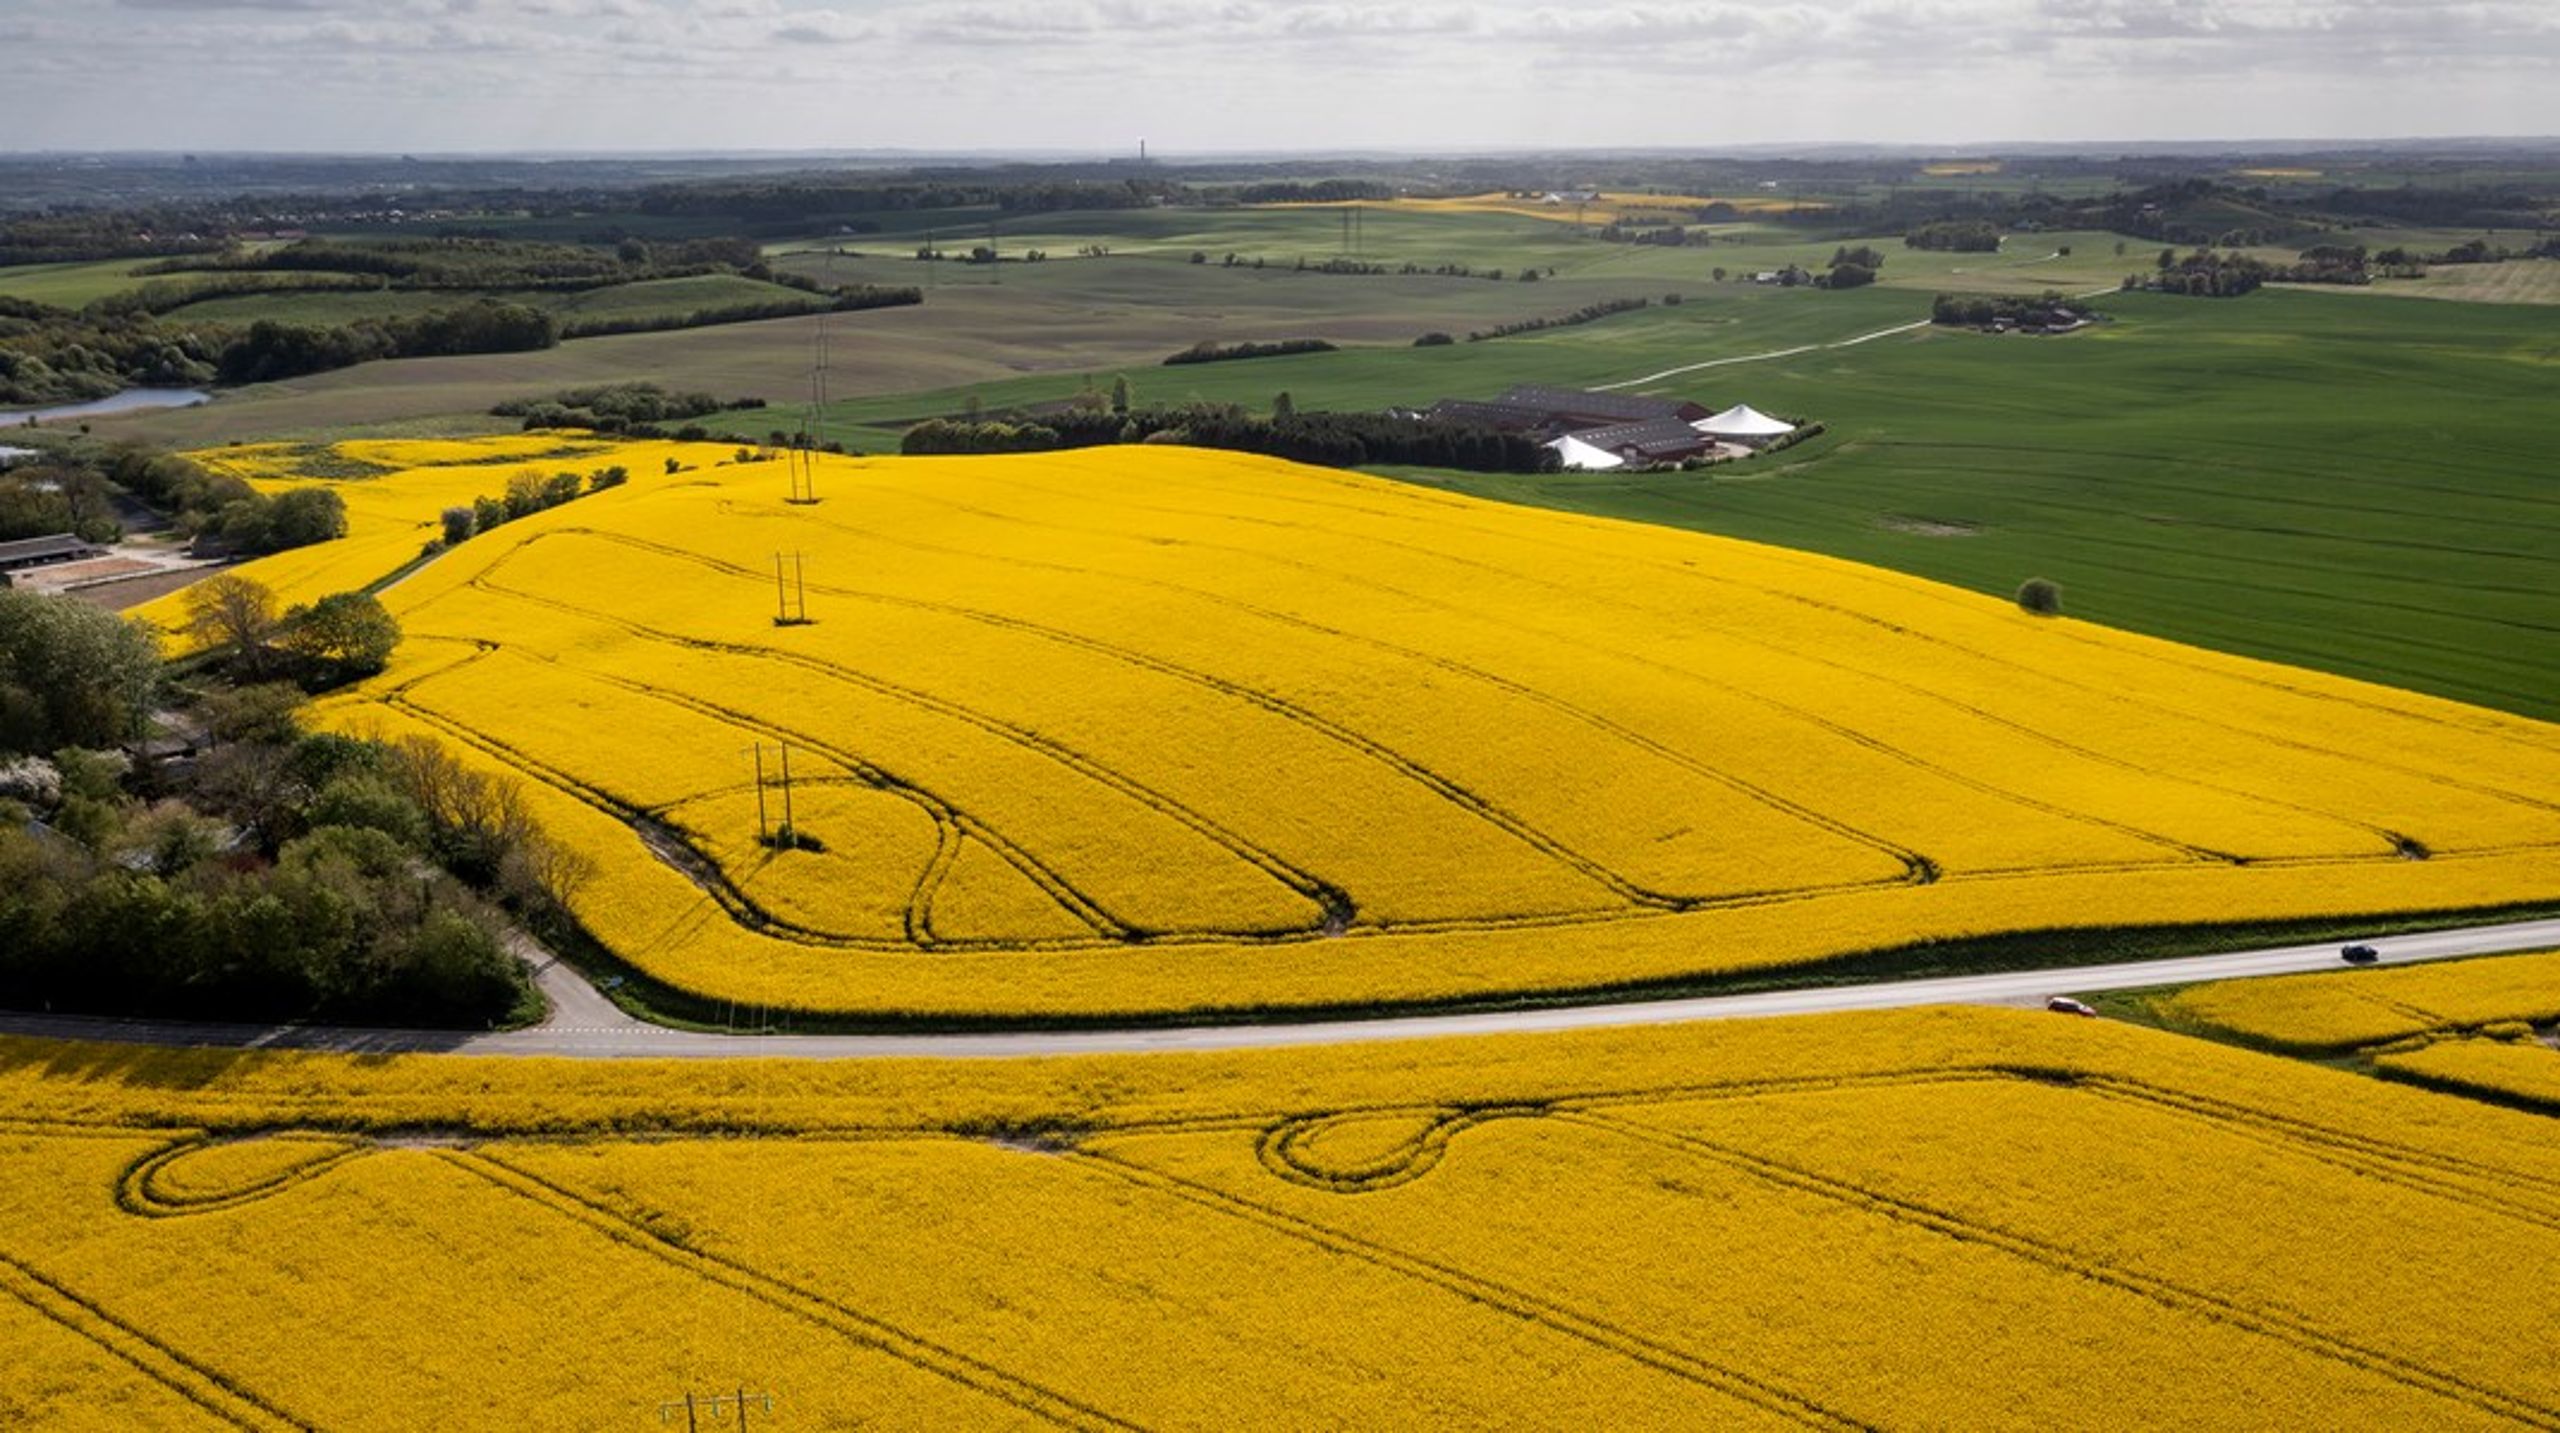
[1547,434,1625,471]
[1693,404,1796,439]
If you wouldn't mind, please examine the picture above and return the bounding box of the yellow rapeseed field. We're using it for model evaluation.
[2160,950,2560,1052]
[1267,190,1820,224]
[2376,1037,2560,1112]
[133,435,2560,1018]
[131,434,681,646]
[1,1007,2556,1427]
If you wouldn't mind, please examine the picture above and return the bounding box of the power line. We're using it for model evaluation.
[660,1389,774,1430]
[786,248,828,505]
[747,739,805,851]
[748,742,770,845]
[772,551,811,627]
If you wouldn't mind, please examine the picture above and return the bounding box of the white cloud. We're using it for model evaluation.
[5,0,2553,150]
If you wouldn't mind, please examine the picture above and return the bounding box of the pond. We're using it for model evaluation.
[0,387,211,427]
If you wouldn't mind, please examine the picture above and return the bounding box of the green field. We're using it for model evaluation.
[0,257,160,307]
[84,206,2560,724]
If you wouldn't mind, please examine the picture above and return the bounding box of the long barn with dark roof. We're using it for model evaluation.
[1494,385,1710,428]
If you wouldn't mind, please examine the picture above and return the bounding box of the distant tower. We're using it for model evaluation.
[1139,138,1148,164]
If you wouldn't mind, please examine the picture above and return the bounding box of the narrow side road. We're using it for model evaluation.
[3,918,2554,1061]
[1593,281,2118,394]
[1592,319,1932,392]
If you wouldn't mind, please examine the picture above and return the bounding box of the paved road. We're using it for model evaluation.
[3,918,2553,1062]
[1592,318,1933,392]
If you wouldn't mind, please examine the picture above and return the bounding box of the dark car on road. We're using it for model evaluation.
[2340,944,2381,965]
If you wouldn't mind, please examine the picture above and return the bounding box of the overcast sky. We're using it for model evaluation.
[3,0,2554,154]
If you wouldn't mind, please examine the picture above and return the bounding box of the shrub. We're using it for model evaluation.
[280,591,401,686]
[0,590,161,755]
[201,680,305,745]
[502,470,546,519]
[307,773,431,848]
[440,506,475,546]
[265,487,349,548]
[2016,577,2063,615]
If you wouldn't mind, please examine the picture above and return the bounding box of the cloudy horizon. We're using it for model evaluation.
[3,0,2554,155]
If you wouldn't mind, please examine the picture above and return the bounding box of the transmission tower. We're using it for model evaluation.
[786,249,828,505]
[746,740,804,850]
[661,1388,774,1430]
[772,550,811,626]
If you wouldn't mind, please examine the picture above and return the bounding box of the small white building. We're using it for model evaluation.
[1547,434,1627,471]
[1694,404,1797,445]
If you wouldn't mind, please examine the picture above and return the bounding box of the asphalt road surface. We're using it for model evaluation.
[3,917,2554,1061]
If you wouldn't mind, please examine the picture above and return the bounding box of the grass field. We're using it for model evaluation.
[3,1006,2557,1427]
[0,257,160,308]
[148,436,2560,1022]
[99,213,2139,450]
[2343,257,2560,306]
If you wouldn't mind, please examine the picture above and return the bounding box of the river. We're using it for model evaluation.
[0,387,211,427]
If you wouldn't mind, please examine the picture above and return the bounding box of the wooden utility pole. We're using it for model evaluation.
[750,742,769,845]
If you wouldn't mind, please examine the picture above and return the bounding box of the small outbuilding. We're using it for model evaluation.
[1546,434,1628,471]
[1694,404,1798,445]
[0,533,107,585]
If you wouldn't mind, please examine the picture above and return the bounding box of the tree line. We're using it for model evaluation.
[1163,338,1337,366]
[491,382,762,434]
[0,441,350,557]
[1904,220,2003,252]
[0,232,921,405]
[1468,296,1649,342]
[901,403,1561,474]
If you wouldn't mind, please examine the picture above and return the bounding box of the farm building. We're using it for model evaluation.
[0,533,107,586]
[1424,386,1708,435]
[1548,435,1629,471]
[1696,404,1798,445]
[1422,385,1797,470]
[1550,416,1715,468]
